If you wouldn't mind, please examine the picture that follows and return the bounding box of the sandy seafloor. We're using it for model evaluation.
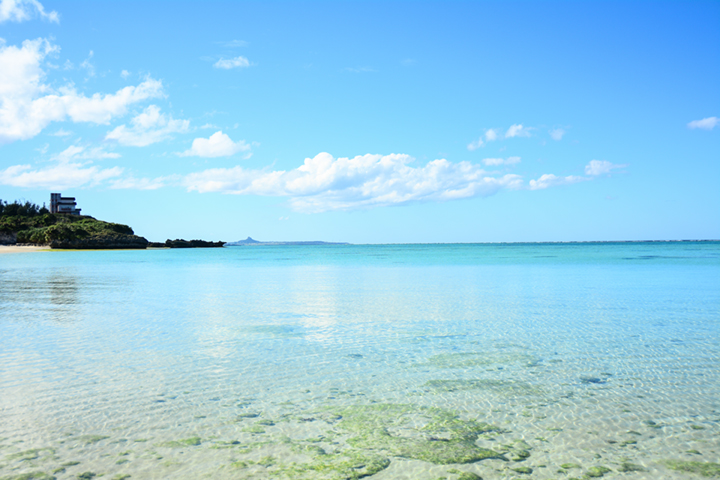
[0,242,718,479]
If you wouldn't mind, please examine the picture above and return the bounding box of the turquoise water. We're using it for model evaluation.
[1,242,719,479]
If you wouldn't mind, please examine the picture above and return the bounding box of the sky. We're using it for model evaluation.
[0,0,718,243]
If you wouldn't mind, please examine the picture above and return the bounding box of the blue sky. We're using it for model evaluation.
[1,0,718,243]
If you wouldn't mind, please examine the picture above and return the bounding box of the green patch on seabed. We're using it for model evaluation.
[328,404,505,465]
[0,473,56,480]
[585,466,611,477]
[157,437,201,447]
[5,448,55,462]
[78,435,109,444]
[618,462,646,472]
[281,451,390,479]
[665,461,720,477]
[447,470,482,480]
[424,379,539,395]
[419,351,539,369]
[511,466,533,474]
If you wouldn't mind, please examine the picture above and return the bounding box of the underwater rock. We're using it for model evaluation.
[664,460,720,477]
[618,462,646,472]
[511,466,533,474]
[585,466,612,477]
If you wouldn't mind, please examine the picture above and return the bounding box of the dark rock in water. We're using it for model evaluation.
[580,376,605,384]
[164,239,225,248]
[50,234,148,249]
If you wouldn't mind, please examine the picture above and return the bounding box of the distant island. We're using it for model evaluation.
[227,237,348,246]
[0,196,224,250]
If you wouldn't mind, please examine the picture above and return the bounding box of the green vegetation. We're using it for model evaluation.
[0,473,56,480]
[511,466,532,474]
[287,451,390,479]
[618,462,646,472]
[329,404,504,465]
[0,199,146,249]
[5,448,55,461]
[79,435,109,444]
[586,466,611,477]
[447,470,482,480]
[664,461,720,477]
[157,437,201,447]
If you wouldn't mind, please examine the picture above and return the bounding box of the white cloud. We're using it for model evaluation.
[0,0,58,23]
[505,124,531,138]
[220,40,248,48]
[0,160,122,190]
[549,128,565,140]
[528,173,586,190]
[53,144,120,161]
[182,152,525,213]
[213,56,251,69]
[485,128,499,141]
[120,70,130,79]
[687,116,719,130]
[467,138,484,151]
[0,38,164,144]
[179,131,250,158]
[482,156,520,166]
[50,128,72,137]
[110,176,169,190]
[80,50,95,77]
[467,129,501,151]
[346,66,376,73]
[105,105,189,147]
[584,159,627,176]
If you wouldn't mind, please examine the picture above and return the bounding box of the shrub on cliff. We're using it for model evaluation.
[2,199,146,248]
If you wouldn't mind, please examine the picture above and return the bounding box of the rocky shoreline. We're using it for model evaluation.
[148,239,226,248]
[1,202,224,250]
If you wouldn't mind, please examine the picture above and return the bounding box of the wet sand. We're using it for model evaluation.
[0,245,51,253]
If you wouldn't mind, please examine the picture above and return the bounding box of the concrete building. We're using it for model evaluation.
[50,193,82,215]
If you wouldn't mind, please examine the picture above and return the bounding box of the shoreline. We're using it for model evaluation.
[0,245,51,253]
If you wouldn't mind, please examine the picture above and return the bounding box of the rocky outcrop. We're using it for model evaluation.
[0,232,17,245]
[49,234,149,249]
[163,239,225,248]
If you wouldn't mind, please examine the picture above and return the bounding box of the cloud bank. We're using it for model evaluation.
[105,105,189,146]
[0,0,58,23]
[0,38,164,144]
[182,153,525,212]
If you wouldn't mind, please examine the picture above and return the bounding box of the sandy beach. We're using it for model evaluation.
[0,245,51,253]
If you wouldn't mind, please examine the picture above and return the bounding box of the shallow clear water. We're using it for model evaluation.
[1,242,719,479]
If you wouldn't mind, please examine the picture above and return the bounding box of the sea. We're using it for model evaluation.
[1,242,718,479]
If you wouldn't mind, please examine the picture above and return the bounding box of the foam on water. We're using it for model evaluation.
[1,242,718,479]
